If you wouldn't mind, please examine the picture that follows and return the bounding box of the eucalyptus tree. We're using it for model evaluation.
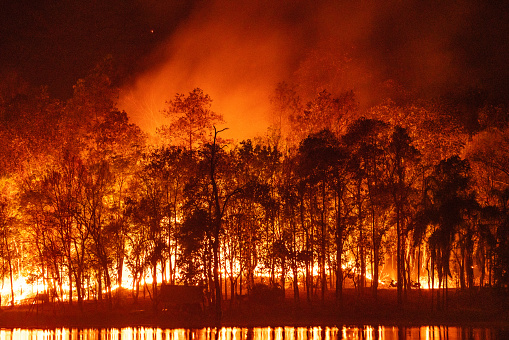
[278,152,308,302]
[32,153,88,306]
[0,75,60,304]
[203,128,241,319]
[465,126,509,288]
[419,156,476,309]
[225,140,280,300]
[179,152,215,300]
[127,154,172,304]
[178,207,210,285]
[269,82,302,147]
[238,142,280,290]
[20,166,75,302]
[294,167,314,303]
[297,129,342,302]
[63,56,148,305]
[343,118,391,293]
[146,147,193,284]
[123,191,153,302]
[78,159,117,305]
[386,126,420,303]
[0,197,19,306]
[329,138,353,304]
[289,90,358,146]
[174,126,241,318]
[159,88,224,152]
[368,100,472,297]
[0,77,64,302]
[93,109,145,291]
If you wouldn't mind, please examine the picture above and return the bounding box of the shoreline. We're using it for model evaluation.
[1,289,508,330]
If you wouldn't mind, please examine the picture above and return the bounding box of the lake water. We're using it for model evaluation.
[0,326,506,340]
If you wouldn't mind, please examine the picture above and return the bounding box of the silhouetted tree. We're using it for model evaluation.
[0,197,19,306]
[297,129,340,302]
[160,88,224,151]
[422,156,476,309]
[387,126,420,303]
[178,208,210,284]
[343,118,390,293]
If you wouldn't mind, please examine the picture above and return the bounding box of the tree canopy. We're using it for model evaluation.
[0,59,508,316]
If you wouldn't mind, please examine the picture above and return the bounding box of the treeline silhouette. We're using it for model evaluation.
[0,58,508,315]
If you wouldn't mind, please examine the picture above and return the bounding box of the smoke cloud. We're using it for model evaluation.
[119,0,507,141]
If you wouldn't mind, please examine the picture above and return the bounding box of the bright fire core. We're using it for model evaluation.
[2,252,448,306]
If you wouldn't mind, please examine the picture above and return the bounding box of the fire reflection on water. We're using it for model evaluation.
[0,326,498,340]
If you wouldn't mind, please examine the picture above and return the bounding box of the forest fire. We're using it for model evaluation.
[0,247,469,307]
[0,277,46,306]
[0,0,508,332]
[0,80,506,322]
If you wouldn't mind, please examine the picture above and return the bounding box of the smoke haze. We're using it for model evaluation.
[119,0,508,140]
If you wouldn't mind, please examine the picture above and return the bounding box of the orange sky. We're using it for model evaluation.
[116,0,502,141]
[118,1,307,141]
[3,0,508,129]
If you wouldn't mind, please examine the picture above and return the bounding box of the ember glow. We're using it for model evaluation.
[0,327,495,340]
[117,1,503,142]
[0,0,508,323]
[119,1,300,140]
[0,247,443,306]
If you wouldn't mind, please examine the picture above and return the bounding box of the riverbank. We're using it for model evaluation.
[1,288,508,329]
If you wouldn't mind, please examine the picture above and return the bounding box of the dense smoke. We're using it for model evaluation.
[120,0,316,139]
[118,0,507,140]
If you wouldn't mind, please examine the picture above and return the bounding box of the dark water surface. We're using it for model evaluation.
[0,326,506,340]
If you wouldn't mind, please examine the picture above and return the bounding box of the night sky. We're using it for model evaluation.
[2,0,509,139]
[1,0,196,97]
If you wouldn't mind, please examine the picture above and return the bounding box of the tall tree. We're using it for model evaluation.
[206,127,237,319]
[143,146,192,285]
[343,118,390,293]
[160,88,224,151]
[466,126,509,288]
[0,196,19,306]
[269,82,301,148]
[297,129,340,302]
[290,90,358,145]
[421,156,476,309]
[387,126,420,303]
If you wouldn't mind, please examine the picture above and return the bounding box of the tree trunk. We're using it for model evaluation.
[356,180,366,292]
[466,231,474,289]
[68,262,73,305]
[98,269,102,303]
[213,234,221,320]
[396,205,403,305]
[371,204,379,300]
[8,250,14,307]
[320,180,326,303]
[210,127,230,321]
[336,229,344,304]
[335,190,344,305]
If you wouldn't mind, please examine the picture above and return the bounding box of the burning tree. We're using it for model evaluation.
[160,88,224,152]
[2,58,509,315]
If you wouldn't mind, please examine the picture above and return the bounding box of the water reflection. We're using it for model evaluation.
[0,326,502,340]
